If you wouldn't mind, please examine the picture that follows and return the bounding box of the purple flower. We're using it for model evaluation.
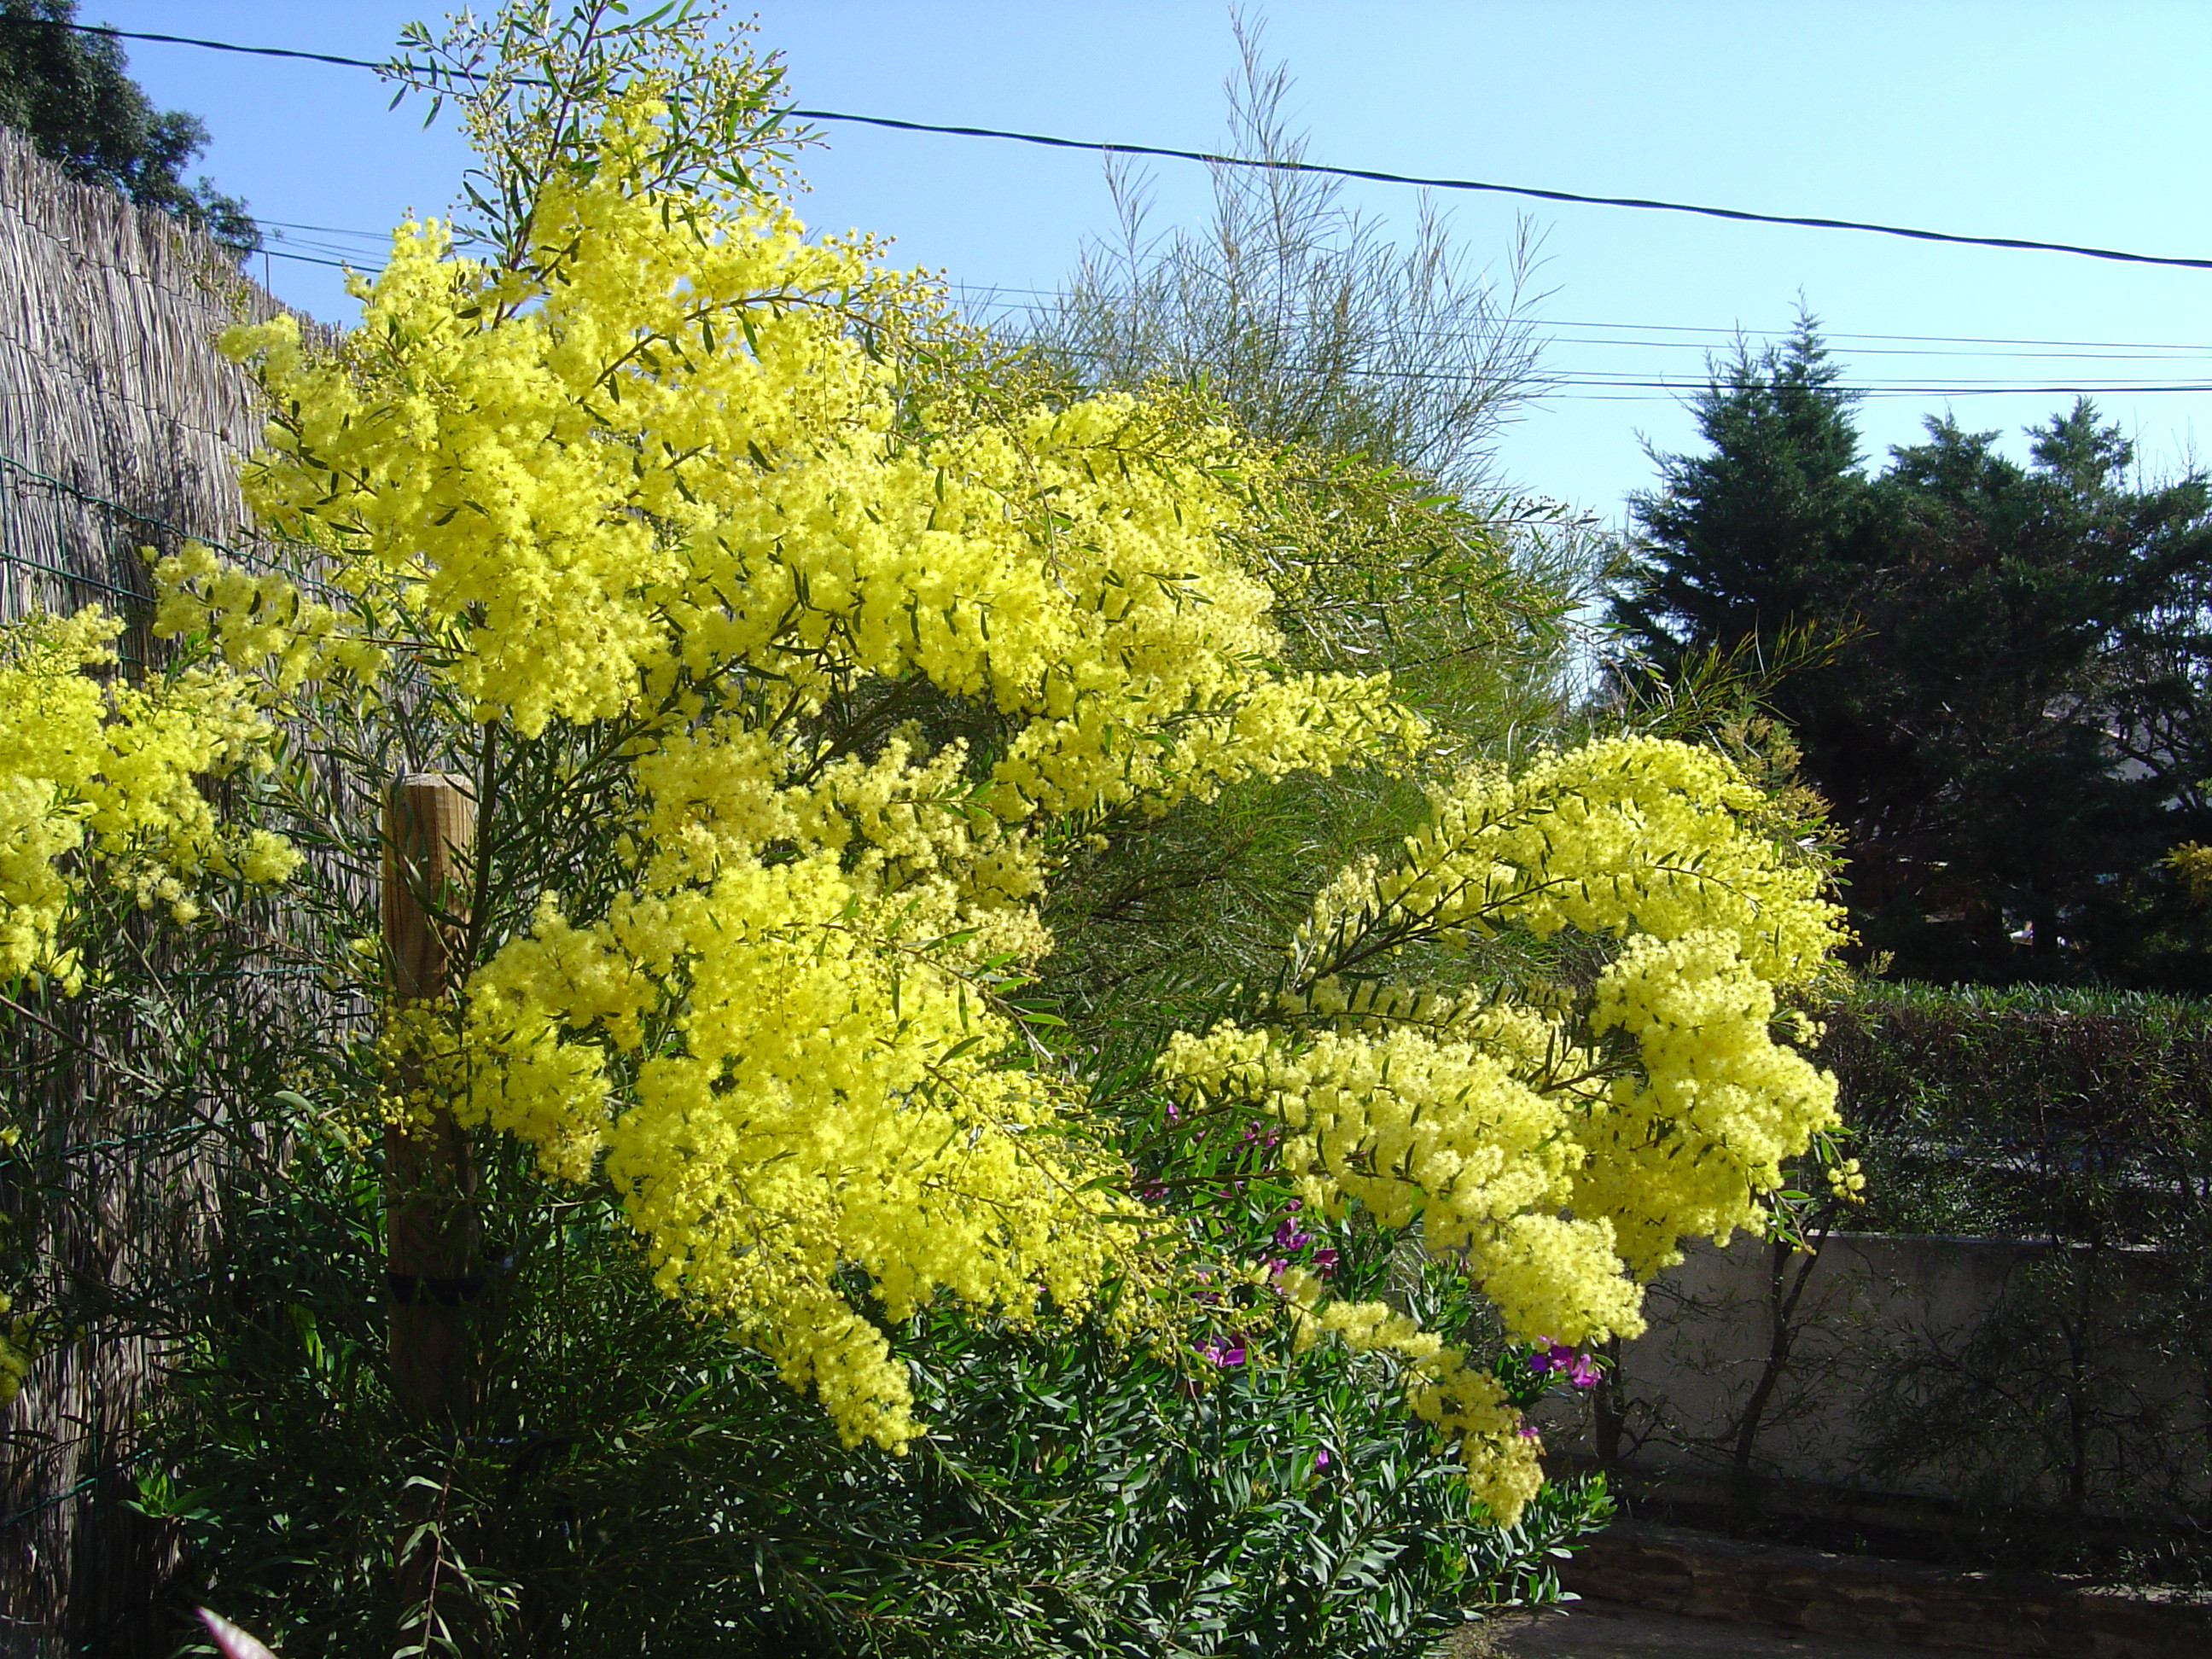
[1314,1447,1332,1469]
[1529,1340,1585,1377]
[1311,1247,1338,1275]
[1202,1337,1247,1368]
[1516,1423,1541,1441]
[1527,1341,1601,1388]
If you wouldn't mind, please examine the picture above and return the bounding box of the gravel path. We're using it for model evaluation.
[1467,1599,1972,1658]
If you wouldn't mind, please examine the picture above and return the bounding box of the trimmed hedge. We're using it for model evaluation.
[1819,981,2212,1249]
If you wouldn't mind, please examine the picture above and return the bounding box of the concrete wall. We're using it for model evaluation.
[1545,1231,2207,1524]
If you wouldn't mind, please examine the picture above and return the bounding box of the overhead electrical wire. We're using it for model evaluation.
[243,233,2212,389]
[55,20,2212,275]
[61,20,2212,405]
[950,285,2212,355]
[234,245,2212,396]
[771,113,2212,274]
[228,242,2212,361]
[55,20,402,73]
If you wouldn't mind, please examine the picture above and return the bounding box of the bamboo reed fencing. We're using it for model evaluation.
[0,123,323,1657]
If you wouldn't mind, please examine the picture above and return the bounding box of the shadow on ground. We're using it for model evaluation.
[1458,1600,1973,1658]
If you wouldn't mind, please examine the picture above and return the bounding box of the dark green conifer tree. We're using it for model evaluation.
[1866,406,2212,981]
[1615,320,2212,987]
[1611,316,1873,680]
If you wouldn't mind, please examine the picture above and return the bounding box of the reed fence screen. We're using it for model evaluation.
[0,123,322,1656]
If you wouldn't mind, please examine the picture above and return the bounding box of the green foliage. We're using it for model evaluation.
[1612,318,2212,987]
[1811,981,2212,1568]
[1039,474,1593,1059]
[140,1111,1607,1655]
[1021,17,1604,1054]
[1821,979,2212,1249]
[0,0,258,258]
[55,910,1610,1654]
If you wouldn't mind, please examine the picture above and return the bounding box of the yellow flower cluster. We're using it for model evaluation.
[1275,1266,1544,1521]
[144,92,1425,1452]
[152,540,388,691]
[2165,841,2212,910]
[1580,928,1838,1275]
[458,863,1152,1450]
[1290,736,1838,986]
[0,608,293,987]
[1161,736,1848,1515]
[1826,1155,1868,1204]
[0,1293,31,1405]
[183,98,1414,812]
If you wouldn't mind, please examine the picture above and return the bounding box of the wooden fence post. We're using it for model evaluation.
[381,773,480,1429]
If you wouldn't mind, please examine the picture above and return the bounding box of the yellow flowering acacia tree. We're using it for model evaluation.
[1158,736,1848,1517]
[146,33,1419,1458]
[0,608,302,1406]
[0,3,1850,1538]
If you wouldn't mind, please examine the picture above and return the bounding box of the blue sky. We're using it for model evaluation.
[88,2,2212,527]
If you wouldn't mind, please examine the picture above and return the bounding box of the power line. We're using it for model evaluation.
[60,21,412,75]
[1024,338,2212,399]
[1540,320,2212,352]
[259,218,390,242]
[61,20,2212,275]
[230,236,2212,360]
[955,286,2212,355]
[781,109,2212,274]
[234,254,2212,393]
[261,247,370,274]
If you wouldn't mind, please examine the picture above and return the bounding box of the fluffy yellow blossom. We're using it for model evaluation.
[143,89,1423,1455]
[454,860,1155,1450]
[1161,736,1848,1516]
[2166,841,2212,909]
[120,76,1846,1509]
[1275,1267,1543,1521]
[0,608,294,987]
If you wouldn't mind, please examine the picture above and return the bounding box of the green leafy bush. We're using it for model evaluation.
[135,1090,1606,1656]
[1823,981,2212,1249]
[1816,981,2212,1573]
